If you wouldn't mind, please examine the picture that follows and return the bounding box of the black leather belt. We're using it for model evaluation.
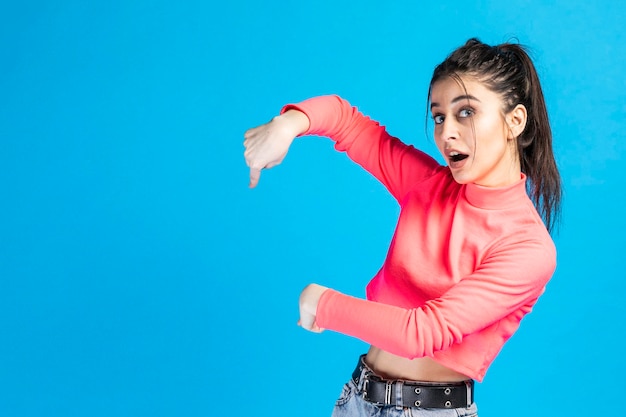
[351,356,474,409]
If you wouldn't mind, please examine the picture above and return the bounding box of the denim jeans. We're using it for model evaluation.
[331,358,478,417]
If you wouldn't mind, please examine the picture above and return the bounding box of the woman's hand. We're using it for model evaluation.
[298,283,329,333]
[243,109,310,188]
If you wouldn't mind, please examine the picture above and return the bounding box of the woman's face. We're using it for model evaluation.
[430,76,521,187]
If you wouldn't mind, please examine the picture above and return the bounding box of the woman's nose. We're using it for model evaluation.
[439,118,459,142]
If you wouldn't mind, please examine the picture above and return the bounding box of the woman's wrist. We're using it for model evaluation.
[275,109,310,138]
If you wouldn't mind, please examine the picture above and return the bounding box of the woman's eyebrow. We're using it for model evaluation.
[430,95,481,110]
[452,94,480,104]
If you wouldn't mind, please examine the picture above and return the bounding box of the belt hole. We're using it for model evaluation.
[444,388,451,395]
[414,400,421,407]
[414,388,421,394]
[445,400,452,408]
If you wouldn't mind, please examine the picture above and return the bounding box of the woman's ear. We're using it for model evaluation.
[506,104,527,140]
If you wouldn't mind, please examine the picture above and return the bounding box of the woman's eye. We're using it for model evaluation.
[459,108,474,118]
[433,115,444,125]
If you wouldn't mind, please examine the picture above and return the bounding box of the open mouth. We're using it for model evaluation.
[449,151,469,163]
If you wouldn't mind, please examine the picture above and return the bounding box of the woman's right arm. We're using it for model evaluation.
[283,95,441,201]
[245,95,441,199]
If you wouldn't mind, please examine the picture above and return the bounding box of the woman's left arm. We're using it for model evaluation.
[298,235,556,358]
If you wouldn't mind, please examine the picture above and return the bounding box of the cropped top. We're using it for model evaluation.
[282,95,556,382]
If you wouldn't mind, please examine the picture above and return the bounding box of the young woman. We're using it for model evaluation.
[243,38,561,416]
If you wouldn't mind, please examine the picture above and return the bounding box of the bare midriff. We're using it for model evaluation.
[366,346,470,382]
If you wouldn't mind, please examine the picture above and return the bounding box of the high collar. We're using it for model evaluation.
[464,174,528,210]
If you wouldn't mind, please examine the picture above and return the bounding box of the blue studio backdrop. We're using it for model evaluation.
[1,1,625,416]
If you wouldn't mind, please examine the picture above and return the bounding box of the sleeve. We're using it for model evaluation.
[281,95,442,202]
[315,235,557,358]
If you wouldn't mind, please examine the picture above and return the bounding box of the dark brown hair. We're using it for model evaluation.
[428,38,562,232]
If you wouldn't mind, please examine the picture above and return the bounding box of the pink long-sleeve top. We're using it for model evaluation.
[282,95,556,382]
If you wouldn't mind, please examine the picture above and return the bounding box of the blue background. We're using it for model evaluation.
[1,1,624,416]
